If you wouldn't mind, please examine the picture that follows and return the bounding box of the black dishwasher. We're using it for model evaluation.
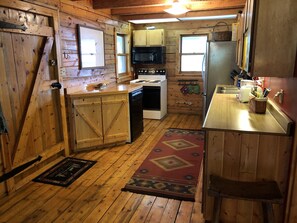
[129,88,143,142]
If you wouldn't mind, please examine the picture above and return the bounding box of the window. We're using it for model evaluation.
[180,35,207,72]
[116,34,128,76]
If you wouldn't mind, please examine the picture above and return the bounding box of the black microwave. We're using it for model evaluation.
[132,46,166,65]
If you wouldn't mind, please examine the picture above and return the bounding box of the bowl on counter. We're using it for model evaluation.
[86,82,108,91]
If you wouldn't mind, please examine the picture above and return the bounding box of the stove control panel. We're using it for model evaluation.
[136,68,167,75]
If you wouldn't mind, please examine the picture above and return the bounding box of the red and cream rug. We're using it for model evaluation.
[122,128,204,201]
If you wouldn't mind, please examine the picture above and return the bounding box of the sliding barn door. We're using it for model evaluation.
[0,1,68,192]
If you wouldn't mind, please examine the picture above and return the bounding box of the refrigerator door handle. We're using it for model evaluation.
[202,53,205,80]
[201,53,206,94]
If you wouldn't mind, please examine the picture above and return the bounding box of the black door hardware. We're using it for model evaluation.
[0,21,27,31]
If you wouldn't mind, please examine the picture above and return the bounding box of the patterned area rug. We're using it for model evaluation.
[122,128,204,201]
[33,157,96,187]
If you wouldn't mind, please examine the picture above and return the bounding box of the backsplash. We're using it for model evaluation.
[264,77,297,122]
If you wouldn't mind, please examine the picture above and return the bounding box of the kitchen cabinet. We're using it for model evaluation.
[237,0,296,77]
[133,29,165,46]
[67,93,129,152]
[236,10,245,67]
[101,94,129,145]
[202,85,293,222]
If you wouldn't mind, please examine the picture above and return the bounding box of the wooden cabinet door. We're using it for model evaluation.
[133,29,165,46]
[236,11,245,67]
[133,30,147,46]
[251,0,296,77]
[147,29,165,46]
[101,94,129,144]
[242,0,254,72]
[239,0,296,77]
[72,97,103,151]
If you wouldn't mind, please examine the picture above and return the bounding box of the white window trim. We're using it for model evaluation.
[115,32,132,83]
[178,33,208,75]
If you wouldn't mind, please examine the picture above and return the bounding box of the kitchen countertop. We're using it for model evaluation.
[202,85,293,135]
[66,83,142,98]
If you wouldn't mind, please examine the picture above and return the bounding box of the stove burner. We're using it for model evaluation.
[135,80,146,83]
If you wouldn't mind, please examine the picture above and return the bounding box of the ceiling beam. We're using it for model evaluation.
[111,6,169,16]
[110,0,245,16]
[93,0,169,9]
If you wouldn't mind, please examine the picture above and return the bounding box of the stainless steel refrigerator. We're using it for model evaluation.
[202,41,238,120]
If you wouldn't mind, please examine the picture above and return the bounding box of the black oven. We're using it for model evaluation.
[143,86,161,110]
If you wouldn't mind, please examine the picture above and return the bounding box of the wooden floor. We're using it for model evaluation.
[0,114,205,223]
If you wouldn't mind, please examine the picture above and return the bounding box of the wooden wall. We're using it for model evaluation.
[263,77,297,222]
[133,19,236,116]
[204,130,292,222]
[0,0,129,198]
[59,0,130,92]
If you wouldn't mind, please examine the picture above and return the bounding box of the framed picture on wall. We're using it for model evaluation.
[77,25,105,69]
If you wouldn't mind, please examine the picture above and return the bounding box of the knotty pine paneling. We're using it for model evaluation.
[167,81,203,115]
[0,6,49,26]
[60,0,112,23]
[204,130,292,222]
[59,5,129,90]
[21,0,60,8]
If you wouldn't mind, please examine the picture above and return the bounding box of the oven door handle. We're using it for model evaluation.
[131,90,143,97]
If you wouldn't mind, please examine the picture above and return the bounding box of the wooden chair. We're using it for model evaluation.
[208,175,283,223]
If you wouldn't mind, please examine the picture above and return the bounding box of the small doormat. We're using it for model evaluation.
[122,128,204,201]
[33,157,96,187]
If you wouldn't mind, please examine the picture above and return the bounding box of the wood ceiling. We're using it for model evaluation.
[92,0,245,21]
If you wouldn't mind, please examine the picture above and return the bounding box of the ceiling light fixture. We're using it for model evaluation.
[178,15,238,21]
[164,1,189,15]
[128,18,179,24]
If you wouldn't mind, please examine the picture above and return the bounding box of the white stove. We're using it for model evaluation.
[131,79,161,84]
[130,68,167,119]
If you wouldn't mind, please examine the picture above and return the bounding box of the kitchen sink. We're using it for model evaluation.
[216,86,239,94]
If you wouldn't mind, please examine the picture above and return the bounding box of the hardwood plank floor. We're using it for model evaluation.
[0,114,205,223]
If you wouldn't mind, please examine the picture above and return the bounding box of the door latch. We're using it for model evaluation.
[51,82,62,90]
[0,21,27,31]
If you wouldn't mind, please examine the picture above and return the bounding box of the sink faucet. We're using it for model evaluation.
[274,89,284,104]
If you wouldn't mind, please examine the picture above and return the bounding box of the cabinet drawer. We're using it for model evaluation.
[101,93,127,103]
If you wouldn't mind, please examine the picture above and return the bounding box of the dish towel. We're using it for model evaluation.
[0,103,8,134]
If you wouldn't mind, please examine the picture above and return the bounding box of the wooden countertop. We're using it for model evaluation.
[202,85,292,135]
[66,83,142,98]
